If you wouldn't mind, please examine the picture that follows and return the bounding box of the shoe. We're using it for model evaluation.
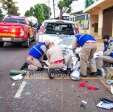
[20,62,29,70]
[100,98,113,103]
[89,70,102,77]
[80,74,87,77]
[37,67,43,71]
[97,69,102,75]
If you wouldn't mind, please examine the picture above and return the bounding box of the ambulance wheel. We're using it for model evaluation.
[48,69,54,79]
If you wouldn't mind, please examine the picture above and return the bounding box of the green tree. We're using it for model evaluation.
[29,7,34,16]
[41,4,51,19]
[85,0,95,8]
[25,7,34,17]
[58,0,74,19]
[64,0,73,7]
[25,10,31,17]
[58,0,64,19]
[0,0,19,15]
[0,9,4,21]
[33,4,45,23]
[25,4,51,24]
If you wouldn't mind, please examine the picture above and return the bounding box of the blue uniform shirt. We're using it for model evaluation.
[75,34,96,46]
[29,42,46,59]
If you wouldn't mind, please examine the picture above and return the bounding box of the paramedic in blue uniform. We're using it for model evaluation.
[26,41,49,70]
[73,34,97,77]
[96,35,113,68]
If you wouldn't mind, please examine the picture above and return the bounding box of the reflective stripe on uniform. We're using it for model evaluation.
[33,46,43,56]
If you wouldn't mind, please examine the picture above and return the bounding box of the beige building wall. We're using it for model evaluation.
[84,0,113,39]
[98,10,103,39]
[102,6,113,37]
[112,20,113,37]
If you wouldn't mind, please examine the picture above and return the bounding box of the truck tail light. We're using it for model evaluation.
[11,28,16,33]
[20,28,24,37]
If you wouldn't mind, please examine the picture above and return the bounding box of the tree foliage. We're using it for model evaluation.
[41,4,51,20]
[0,9,4,21]
[25,4,51,23]
[25,10,31,17]
[0,0,19,15]
[58,0,74,19]
[58,0,65,10]
[33,4,45,23]
[64,0,74,7]
[25,7,34,17]
[58,0,64,19]
[85,0,95,8]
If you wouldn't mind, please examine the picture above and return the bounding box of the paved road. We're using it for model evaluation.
[0,44,28,112]
[0,44,112,112]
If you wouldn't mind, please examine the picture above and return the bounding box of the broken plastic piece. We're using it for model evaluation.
[111,85,113,94]
[87,85,98,91]
[106,80,113,85]
[81,100,87,104]
[97,100,113,109]
[10,74,23,81]
[79,81,87,87]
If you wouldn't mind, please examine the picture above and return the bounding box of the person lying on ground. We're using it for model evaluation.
[46,41,64,68]
[96,35,113,68]
[46,41,72,69]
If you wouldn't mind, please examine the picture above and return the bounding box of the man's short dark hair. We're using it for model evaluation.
[102,35,110,40]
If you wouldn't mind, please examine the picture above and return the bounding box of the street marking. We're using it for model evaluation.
[24,71,99,80]
[24,75,98,80]
[24,76,70,80]
[14,81,27,98]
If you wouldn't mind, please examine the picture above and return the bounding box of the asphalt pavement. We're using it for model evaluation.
[0,43,28,112]
[0,43,112,112]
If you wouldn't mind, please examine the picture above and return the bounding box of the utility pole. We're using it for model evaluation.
[53,0,55,18]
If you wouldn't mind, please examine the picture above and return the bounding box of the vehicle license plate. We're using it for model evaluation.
[2,38,11,41]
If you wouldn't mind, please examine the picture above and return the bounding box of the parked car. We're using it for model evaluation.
[37,19,78,78]
[37,19,77,50]
[0,16,36,47]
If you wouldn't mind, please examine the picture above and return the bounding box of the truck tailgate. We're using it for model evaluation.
[0,22,23,37]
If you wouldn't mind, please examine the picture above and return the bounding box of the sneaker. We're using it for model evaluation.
[37,67,43,71]
[80,74,87,77]
[97,69,102,75]
[20,62,29,70]
[89,69,102,77]
[89,72,98,77]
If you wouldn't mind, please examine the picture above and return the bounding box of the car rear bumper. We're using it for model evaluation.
[0,37,26,42]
